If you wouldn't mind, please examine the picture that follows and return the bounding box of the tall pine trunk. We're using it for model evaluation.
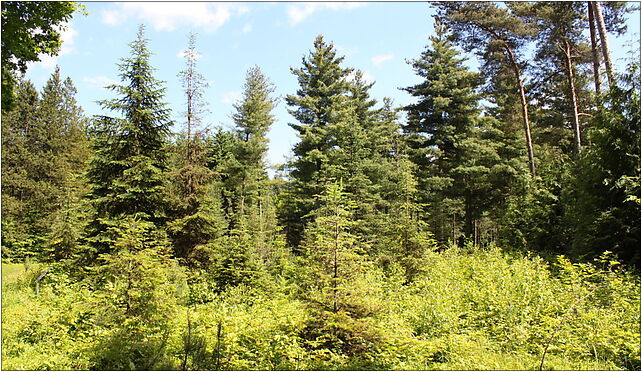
[588,2,602,95]
[561,39,582,153]
[593,1,616,88]
[505,44,536,177]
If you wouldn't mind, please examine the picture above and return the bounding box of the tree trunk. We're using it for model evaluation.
[464,192,474,241]
[333,209,339,314]
[505,45,536,177]
[561,39,582,153]
[588,2,602,95]
[593,1,616,88]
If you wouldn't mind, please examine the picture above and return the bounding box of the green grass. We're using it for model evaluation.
[2,263,26,286]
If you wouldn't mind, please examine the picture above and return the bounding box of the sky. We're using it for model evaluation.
[24,2,641,174]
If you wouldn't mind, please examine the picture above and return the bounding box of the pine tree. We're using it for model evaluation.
[85,25,172,258]
[514,2,590,154]
[434,2,538,177]
[572,61,640,267]
[283,35,353,247]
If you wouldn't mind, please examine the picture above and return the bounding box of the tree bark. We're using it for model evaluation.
[505,44,536,177]
[561,40,582,153]
[588,2,602,95]
[593,1,616,88]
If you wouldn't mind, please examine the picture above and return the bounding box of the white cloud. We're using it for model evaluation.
[36,55,58,70]
[372,53,394,66]
[242,23,253,33]
[84,76,119,89]
[101,10,120,26]
[287,2,365,25]
[361,71,375,83]
[100,3,250,32]
[58,23,77,56]
[30,22,77,71]
[222,91,242,104]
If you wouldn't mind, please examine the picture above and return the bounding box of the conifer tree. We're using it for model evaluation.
[572,61,640,266]
[434,2,538,177]
[405,23,522,245]
[85,25,172,258]
[226,66,286,269]
[229,65,277,228]
[1,69,90,261]
[91,218,184,369]
[166,33,225,266]
[1,79,42,260]
[41,71,91,260]
[301,182,367,314]
[283,35,353,247]
[513,2,590,154]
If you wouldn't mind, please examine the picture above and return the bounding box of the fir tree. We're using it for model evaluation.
[85,25,172,258]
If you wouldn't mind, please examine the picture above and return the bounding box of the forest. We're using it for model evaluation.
[1,1,640,370]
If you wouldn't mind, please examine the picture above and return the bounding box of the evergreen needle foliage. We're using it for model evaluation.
[1,3,639,371]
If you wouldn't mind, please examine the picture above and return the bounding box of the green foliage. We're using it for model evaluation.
[283,35,354,247]
[1,1,83,111]
[1,69,90,262]
[166,33,226,266]
[403,24,516,244]
[85,25,172,258]
[570,62,641,266]
[1,7,640,372]
[3,246,639,370]
[89,218,185,370]
[390,245,640,370]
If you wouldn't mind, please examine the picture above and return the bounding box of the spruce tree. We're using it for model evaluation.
[85,25,172,258]
[91,218,184,369]
[300,181,368,314]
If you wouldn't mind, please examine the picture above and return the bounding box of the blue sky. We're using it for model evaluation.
[24,2,640,172]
